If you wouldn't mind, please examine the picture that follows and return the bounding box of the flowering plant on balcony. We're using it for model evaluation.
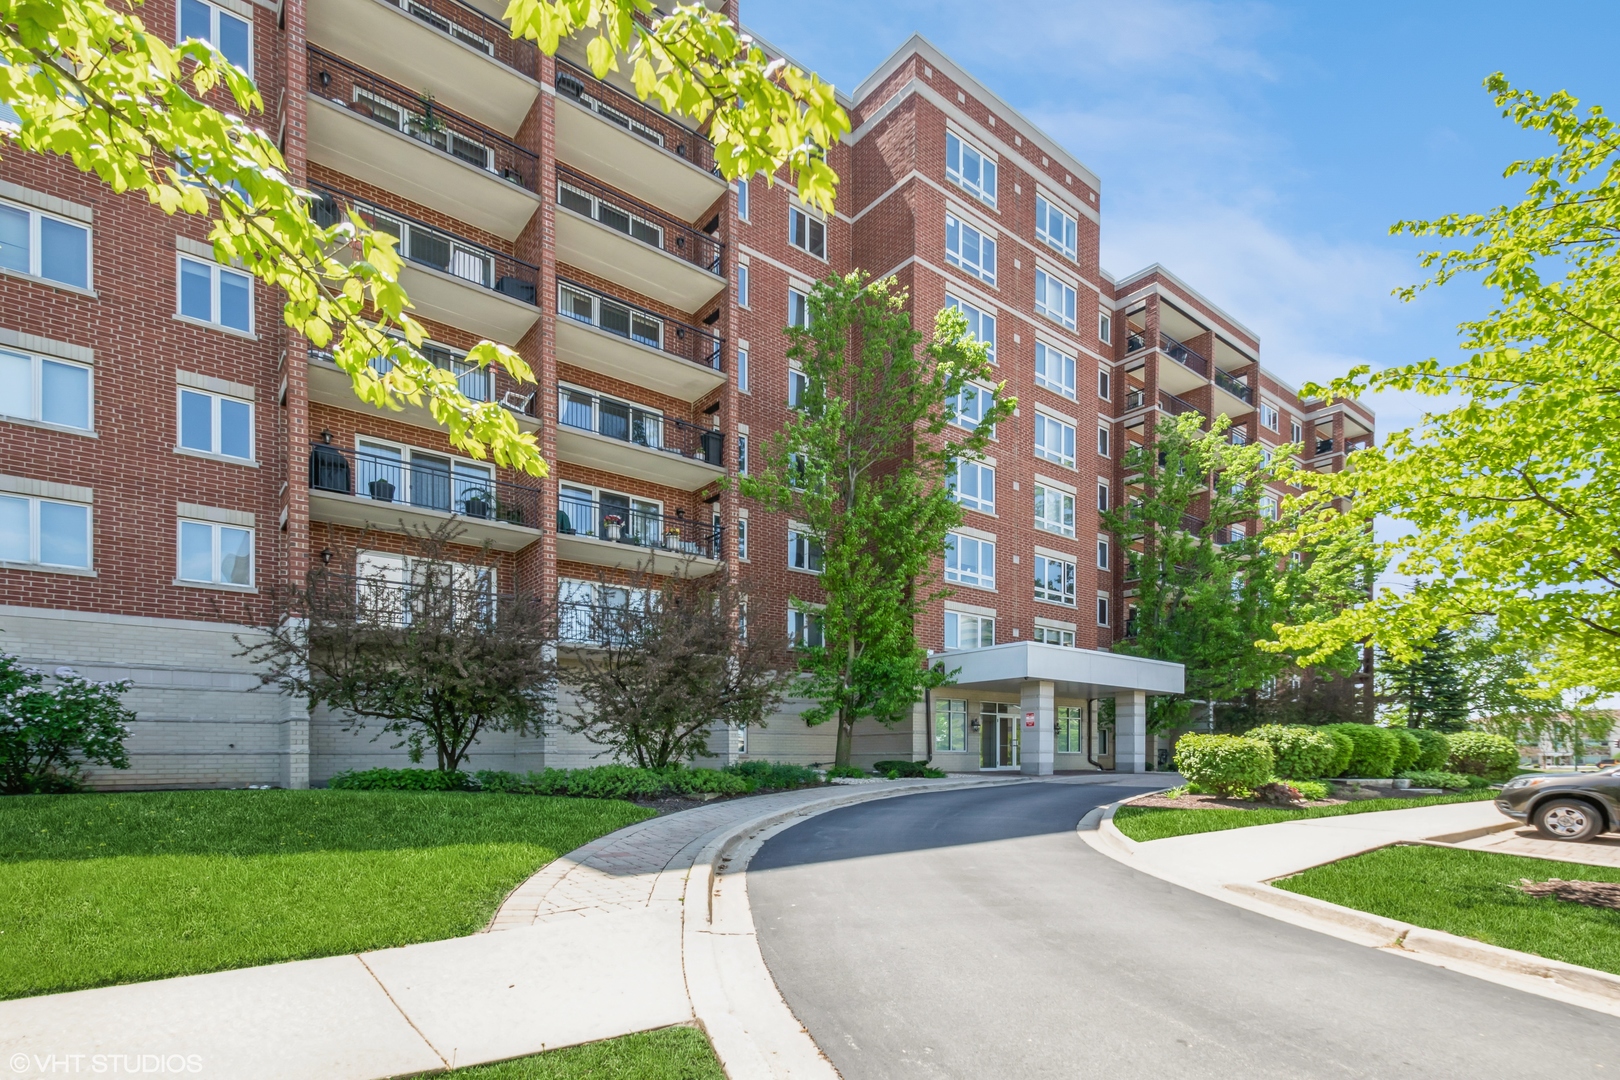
[602,515,623,528]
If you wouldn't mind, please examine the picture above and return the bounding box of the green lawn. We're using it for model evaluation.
[1111,788,1496,842]
[0,789,651,1000]
[1275,844,1620,976]
[421,1027,724,1079]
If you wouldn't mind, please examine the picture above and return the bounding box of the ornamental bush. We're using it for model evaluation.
[1445,731,1521,780]
[0,653,135,795]
[1290,779,1332,801]
[1172,734,1274,798]
[725,760,822,790]
[1322,728,1355,778]
[1397,769,1473,791]
[331,762,823,799]
[1390,728,1423,773]
[328,767,474,791]
[1321,724,1401,778]
[873,759,946,779]
[1245,725,1340,780]
[1408,728,1452,771]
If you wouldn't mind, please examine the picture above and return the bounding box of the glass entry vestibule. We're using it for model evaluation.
[979,702,1019,769]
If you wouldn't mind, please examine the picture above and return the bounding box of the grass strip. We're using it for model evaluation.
[422,1026,725,1079]
[1111,788,1496,842]
[1274,844,1620,976]
[0,790,651,999]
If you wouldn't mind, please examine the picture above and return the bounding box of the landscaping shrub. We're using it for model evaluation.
[1409,728,1452,771]
[723,760,822,790]
[1322,724,1400,778]
[1390,728,1422,773]
[1446,731,1521,780]
[328,768,474,791]
[1172,734,1274,798]
[1246,725,1340,780]
[1398,769,1473,791]
[825,765,867,780]
[1323,728,1355,778]
[0,653,135,794]
[873,760,946,779]
[1291,779,1332,801]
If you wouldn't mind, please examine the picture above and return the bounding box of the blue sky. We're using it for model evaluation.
[743,0,1620,434]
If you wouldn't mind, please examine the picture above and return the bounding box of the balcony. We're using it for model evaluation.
[555,386,724,490]
[1124,387,1146,411]
[312,182,541,345]
[555,494,722,578]
[554,278,725,400]
[1213,367,1253,406]
[306,345,539,434]
[553,60,728,220]
[1316,438,1335,456]
[307,0,540,135]
[1156,331,1209,396]
[554,166,725,310]
[1158,390,1201,418]
[307,441,542,551]
[305,48,540,240]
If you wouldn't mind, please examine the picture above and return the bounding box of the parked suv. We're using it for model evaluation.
[1496,767,1620,841]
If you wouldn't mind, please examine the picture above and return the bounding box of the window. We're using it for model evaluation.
[1099,312,1112,344]
[178,518,253,586]
[1097,367,1110,401]
[557,182,661,247]
[943,611,994,650]
[1227,523,1246,543]
[0,349,91,430]
[1260,494,1278,521]
[557,282,662,349]
[1035,193,1077,259]
[945,131,996,207]
[944,532,994,589]
[934,697,969,752]
[788,526,824,573]
[788,287,810,328]
[1034,554,1076,606]
[1097,482,1109,512]
[1260,401,1280,431]
[736,175,750,221]
[788,606,825,648]
[1033,341,1075,399]
[945,213,996,285]
[177,388,252,460]
[737,348,749,393]
[737,516,749,560]
[949,459,995,514]
[180,0,252,72]
[1097,425,1110,457]
[1290,419,1302,444]
[1033,412,1075,468]
[1097,593,1110,627]
[1034,269,1077,330]
[0,201,91,289]
[0,493,90,568]
[178,255,252,333]
[737,434,749,475]
[737,264,749,308]
[950,382,996,434]
[1097,537,1109,569]
[788,205,826,259]
[1056,705,1085,750]
[353,439,495,517]
[788,368,809,409]
[1037,625,1077,649]
[944,295,996,364]
[1034,485,1074,538]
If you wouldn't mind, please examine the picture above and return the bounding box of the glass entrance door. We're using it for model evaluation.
[979,703,1019,769]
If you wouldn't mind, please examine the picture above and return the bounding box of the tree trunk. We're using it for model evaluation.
[835,709,855,768]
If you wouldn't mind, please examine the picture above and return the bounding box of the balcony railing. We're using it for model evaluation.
[556,277,723,370]
[1229,428,1248,445]
[378,0,537,79]
[556,165,723,274]
[307,441,542,527]
[1317,438,1335,455]
[555,493,723,560]
[307,47,538,190]
[1159,390,1201,417]
[1345,437,1372,453]
[1179,512,1205,535]
[1125,329,1148,354]
[1159,332,1209,377]
[1125,387,1146,410]
[307,344,538,417]
[554,60,716,174]
[557,386,723,466]
[1214,368,1252,404]
[310,181,539,305]
[309,570,513,630]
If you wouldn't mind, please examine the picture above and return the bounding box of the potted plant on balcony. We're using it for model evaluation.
[461,490,491,520]
[602,514,623,541]
[664,526,681,549]
[368,478,396,503]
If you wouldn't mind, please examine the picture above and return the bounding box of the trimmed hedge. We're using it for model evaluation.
[1173,734,1274,797]
[1322,728,1355,778]
[1409,728,1451,771]
[328,768,474,791]
[327,762,825,800]
[1445,732,1521,780]
[1322,724,1400,778]
[1390,728,1422,773]
[1398,769,1474,791]
[1246,725,1341,780]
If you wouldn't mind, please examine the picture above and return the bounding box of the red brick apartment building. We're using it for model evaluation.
[0,0,1372,786]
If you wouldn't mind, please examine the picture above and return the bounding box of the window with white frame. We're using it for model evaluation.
[1034,484,1074,538]
[945,213,996,285]
[944,295,996,364]
[788,525,824,573]
[788,367,809,409]
[1034,412,1075,468]
[353,438,495,517]
[944,532,995,589]
[1036,625,1077,649]
[0,200,91,290]
[950,382,996,434]
[557,181,661,246]
[1034,553,1076,606]
[949,458,995,514]
[1260,401,1280,431]
[178,517,253,586]
[178,387,252,460]
[1097,425,1110,457]
[1035,193,1077,259]
[1290,419,1302,444]
[788,204,826,259]
[0,492,90,568]
[1034,341,1075,399]
[788,605,825,648]
[1097,593,1110,627]
[1227,523,1246,543]
[945,131,997,207]
[737,264,749,308]
[0,348,91,431]
[178,255,252,333]
[943,610,994,650]
[1097,536,1110,569]
[1099,311,1112,344]
[737,515,749,560]
[1260,494,1278,521]
[1056,703,1085,747]
[788,287,810,328]
[737,347,749,393]
[558,281,661,349]
[179,0,252,71]
[934,697,969,752]
[735,175,750,221]
[1097,481,1109,512]
[1034,268,1077,330]
[737,433,749,475]
[1097,366,1110,401]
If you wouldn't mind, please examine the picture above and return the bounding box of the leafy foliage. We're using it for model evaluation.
[1409,727,1453,771]
[1172,734,1275,798]
[327,768,476,792]
[1244,724,1341,780]
[872,760,945,778]
[1445,731,1521,780]
[1321,723,1400,778]
[327,762,824,799]
[0,653,134,794]
[1398,769,1475,791]
[1379,629,1471,732]
[1390,727,1422,773]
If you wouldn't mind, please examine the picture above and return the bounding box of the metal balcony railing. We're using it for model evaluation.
[556,277,723,370]
[554,493,723,559]
[1317,438,1335,455]
[307,47,538,190]
[307,569,515,629]
[1125,387,1146,410]
[310,181,539,305]
[1159,332,1209,377]
[308,345,538,418]
[554,60,716,174]
[1214,367,1252,403]
[1125,329,1148,354]
[1229,428,1248,445]
[1345,437,1372,453]
[307,441,542,527]
[377,0,537,79]
[556,165,723,274]
[1159,390,1201,417]
[557,386,724,466]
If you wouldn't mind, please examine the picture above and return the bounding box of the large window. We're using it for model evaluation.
[0,349,91,430]
[945,131,997,207]
[944,295,996,364]
[788,367,809,409]
[788,525,824,573]
[178,387,252,460]
[934,697,969,752]
[950,459,995,514]
[788,205,826,259]
[943,611,994,651]
[558,282,661,349]
[1056,705,1085,751]
[1035,624,1076,648]
[0,493,90,569]
[1260,494,1278,521]
[1034,268,1077,330]
[557,484,663,546]
[1035,193,1077,260]
[945,213,996,285]
[1034,484,1074,537]
[558,181,662,247]
[944,532,995,589]
[1260,401,1280,431]
[1034,412,1076,468]
[1034,553,1076,606]
[788,287,810,329]
[178,518,253,586]
[178,255,252,333]
[179,0,252,72]
[355,439,495,517]
[789,606,825,649]
[0,200,91,290]
[1034,341,1075,399]
[950,382,996,434]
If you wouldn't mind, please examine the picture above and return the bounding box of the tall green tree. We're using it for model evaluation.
[1379,629,1470,732]
[741,275,1012,767]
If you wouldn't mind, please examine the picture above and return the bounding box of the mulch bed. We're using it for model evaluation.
[1518,878,1620,911]
[1125,791,1345,811]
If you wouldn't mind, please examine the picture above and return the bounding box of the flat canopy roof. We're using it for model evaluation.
[937,642,1185,699]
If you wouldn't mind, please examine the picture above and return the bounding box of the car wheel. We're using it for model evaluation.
[1533,799,1604,842]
